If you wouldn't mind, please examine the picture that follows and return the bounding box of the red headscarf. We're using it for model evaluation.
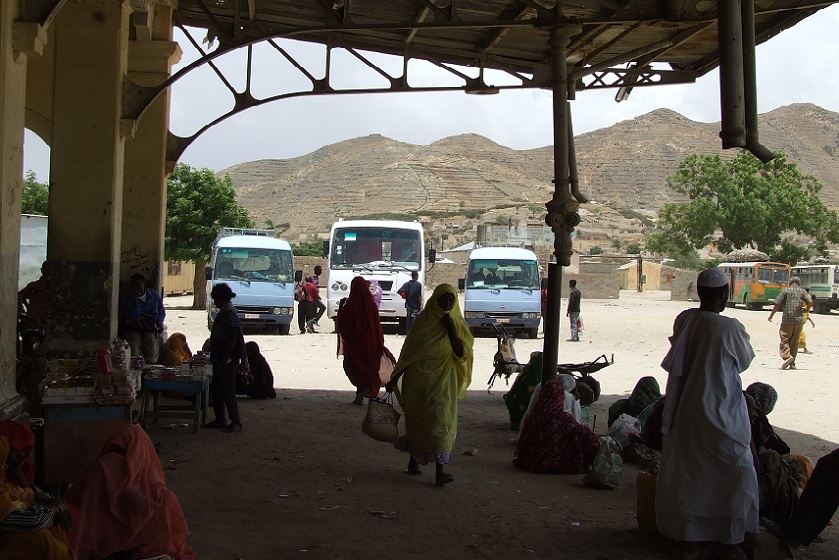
[65,425,195,560]
[337,277,393,396]
[0,420,36,484]
[514,381,601,474]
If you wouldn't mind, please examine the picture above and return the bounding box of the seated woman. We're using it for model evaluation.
[504,352,543,431]
[514,380,601,474]
[162,332,192,367]
[0,421,75,560]
[241,341,277,399]
[746,382,790,455]
[65,425,195,560]
[607,376,661,428]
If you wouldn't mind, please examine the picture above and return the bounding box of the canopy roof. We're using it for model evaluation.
[170,0,833,90]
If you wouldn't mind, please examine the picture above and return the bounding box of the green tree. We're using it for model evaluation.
[165,164,253,309]
[527,203,543,218]
[590,246,603,255]
[647,150,839,263]
[21,170,49,215]
[626,243,642,255]
[611,238,622,251]
[293,240,326,257]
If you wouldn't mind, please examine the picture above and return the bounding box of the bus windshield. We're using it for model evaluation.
[214,248,294,282]
[466,259,540,289]
[330,227,422,270]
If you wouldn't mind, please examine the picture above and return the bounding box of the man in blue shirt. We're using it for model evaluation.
[397,271,423,334]
[119,274,166,363]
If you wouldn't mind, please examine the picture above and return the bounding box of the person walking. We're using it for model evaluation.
[397,271,423,334]
[337,277,396,405]
[302,275,323,333]
[566,279,581,342]
[385,284,473,486]
[768,276,812,370]
[656,268,758,560]
[204,283,247,433]
[310,265,326,328]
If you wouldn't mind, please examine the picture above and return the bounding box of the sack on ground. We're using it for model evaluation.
[362,395,400,442]
[583,436,624,489]
[608,413,641,449]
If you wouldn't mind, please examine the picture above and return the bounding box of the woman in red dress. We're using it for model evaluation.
[337,276,396,404]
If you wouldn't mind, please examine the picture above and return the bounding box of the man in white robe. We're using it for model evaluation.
[656,267,758,560]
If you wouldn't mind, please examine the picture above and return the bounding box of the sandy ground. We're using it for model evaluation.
[146,291,838,560]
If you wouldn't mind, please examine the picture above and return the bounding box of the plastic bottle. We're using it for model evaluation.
[120,340,131,374]
[96,347,113,375]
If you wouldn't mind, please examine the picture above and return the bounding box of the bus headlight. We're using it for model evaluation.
[522,312,538,319]
[272,308,282,315]
[465,312,485,319]
[331,282,349,292]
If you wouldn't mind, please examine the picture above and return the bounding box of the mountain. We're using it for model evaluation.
[221,103,839,247]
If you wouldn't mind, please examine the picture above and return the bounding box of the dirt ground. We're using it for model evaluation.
[147,291,838,560]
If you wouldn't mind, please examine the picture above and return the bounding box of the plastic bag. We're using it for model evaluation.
[608,413,641,449]
[583,436,623,489]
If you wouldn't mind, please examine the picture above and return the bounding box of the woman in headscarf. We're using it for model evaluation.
[746,382,790,455]
[386,284,474,486]
[368,278,383,309]
[0,422,75,560]
[607,376,661,428]
[519,371,584,432]
[514,380,601,474]
[65,425,195,560]
[162,332,192,366]
[504,352,542,431]
[242,341,277,399]
[337,277,397,405]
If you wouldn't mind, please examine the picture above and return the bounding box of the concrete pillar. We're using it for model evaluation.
[46,0,131,352]
[121,4,181,290]
[0,3,45,414]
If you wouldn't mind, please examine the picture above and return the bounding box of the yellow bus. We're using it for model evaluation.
[791,264,839,314]
[718,261,791,310]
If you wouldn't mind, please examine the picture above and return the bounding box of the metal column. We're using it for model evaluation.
[542,23,582,385]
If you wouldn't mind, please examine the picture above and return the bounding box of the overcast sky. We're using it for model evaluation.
[23,4,839,179]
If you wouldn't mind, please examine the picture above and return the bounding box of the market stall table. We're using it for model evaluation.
[140,372,210,433]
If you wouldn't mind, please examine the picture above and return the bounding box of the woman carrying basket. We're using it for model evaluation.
[337,277,396,405]
[386,284,474,486]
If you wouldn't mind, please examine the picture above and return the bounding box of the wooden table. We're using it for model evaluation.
[140,375,210,433]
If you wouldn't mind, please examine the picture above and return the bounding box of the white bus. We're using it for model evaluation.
[324,220,426,331]
[791,264,839,314]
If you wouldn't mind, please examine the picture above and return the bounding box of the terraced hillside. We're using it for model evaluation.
[221,103,839,246]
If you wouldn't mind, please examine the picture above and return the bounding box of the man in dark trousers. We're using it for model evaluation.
[566,279,581,342]
[397,271,423,334]
[310,265,326,327]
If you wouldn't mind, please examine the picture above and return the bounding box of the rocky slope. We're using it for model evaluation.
[220,103,839,249]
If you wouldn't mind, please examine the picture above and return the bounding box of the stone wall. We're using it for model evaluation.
[670,269,698,301]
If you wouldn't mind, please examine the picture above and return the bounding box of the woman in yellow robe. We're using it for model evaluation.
[162,332,193,366]
[386,284,473,486]
[0,435,76,560]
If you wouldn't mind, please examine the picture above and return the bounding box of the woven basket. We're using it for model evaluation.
[362,395,400,442]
